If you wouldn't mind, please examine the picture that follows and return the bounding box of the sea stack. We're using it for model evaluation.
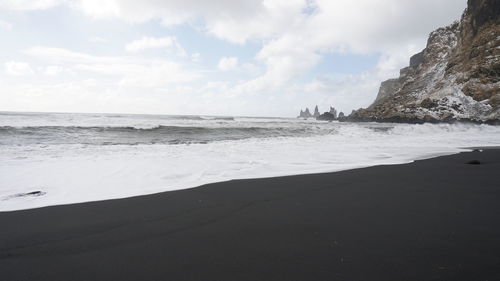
[298,108,313,118]
[329,107,338,119]
[313,106,320,118]
[316,106,339,121]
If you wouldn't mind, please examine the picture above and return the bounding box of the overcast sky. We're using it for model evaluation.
[0,0,466,117]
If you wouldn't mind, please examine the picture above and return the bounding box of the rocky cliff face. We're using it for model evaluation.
[350,0,499,123]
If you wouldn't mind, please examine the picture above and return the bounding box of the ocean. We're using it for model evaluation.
[1,111,499,211]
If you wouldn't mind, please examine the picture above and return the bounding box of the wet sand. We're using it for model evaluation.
[1,149,499,281]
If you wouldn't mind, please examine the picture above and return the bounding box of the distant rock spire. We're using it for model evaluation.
[298,108,313,118]
[316,105,339,121]
[329,107,337,119]
[313,105,320,118]
[304,108,312,117]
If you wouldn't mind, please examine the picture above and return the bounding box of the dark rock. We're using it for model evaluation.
[329,107,338,119]
[20,191,46,197]
[371,78,401,106]
[399,67,411,77]
[3,190,47,200]
[313,105,320,118]
[423,115,437,122]
[298,108,313,118]
[420,98,439,109]
[466,160,481,165]
[409,51,425,67]
[467,0,500,33]
[488,94,500,107]
[317,112,336,121]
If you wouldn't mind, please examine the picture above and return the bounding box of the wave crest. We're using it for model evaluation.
[0,125,335,146]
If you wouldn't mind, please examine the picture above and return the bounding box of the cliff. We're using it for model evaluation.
[349,0,499,124]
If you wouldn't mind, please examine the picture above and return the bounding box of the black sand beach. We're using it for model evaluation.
[1,149,499,281]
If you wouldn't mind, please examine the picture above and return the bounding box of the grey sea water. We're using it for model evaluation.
[0,112,337,146]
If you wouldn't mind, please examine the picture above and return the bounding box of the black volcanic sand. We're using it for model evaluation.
[1,150,500,281]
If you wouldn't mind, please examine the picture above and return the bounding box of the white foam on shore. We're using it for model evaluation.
[1,121,500,211]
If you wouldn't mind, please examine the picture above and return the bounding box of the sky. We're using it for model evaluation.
[0,0,466,117]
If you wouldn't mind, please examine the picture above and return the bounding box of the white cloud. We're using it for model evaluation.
[241,63,260,75]
[44,65,64,76]
[67,0,464,47]
[125,36,186,57]
[89,36,107,43]
[217,57,238,71]
[25,46,200,87]
[1,0,466,47]
[191,52,201,63]
[25,46,114,64]
[5,1,465,88]
[4,61,34,75]
[72,0,305,44]
[0,0,65,11]
[234,0,464,96]
[0,19,13,30]
[68,0,463,99]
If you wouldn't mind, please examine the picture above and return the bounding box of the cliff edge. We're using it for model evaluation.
[349,0,499,124]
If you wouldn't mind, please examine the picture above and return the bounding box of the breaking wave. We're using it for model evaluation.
[2,112,500,211]
[0,125,337,146]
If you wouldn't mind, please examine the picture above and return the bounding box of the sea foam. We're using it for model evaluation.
[1,112,499,211]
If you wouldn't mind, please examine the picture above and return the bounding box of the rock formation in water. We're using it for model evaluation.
[316,112,335,121]
[349,0,499,124]
[329,107,338,119]
[317,106,339,121]
[298,108,313,118]
[313,106,320,118]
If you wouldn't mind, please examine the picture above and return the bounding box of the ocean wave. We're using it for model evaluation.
[202,116,235,121]
[0,124,308,133]
[0,125,335,146]
[2,121,500,212]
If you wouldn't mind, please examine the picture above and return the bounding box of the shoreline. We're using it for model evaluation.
[0,146,477,213]
[338,116,500,125]
[1,149,499,280]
